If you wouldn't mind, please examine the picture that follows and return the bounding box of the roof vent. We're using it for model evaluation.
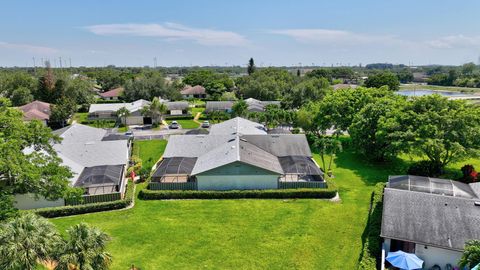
[475,201,480,206]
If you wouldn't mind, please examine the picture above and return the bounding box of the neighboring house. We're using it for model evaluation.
[14,124,130,209]
[205,98,281,114]
[181,85,207,99]
[88,99,152,125]
[99,87,124,100]
[19,100,51,125]
[151,117,323,190]
[166,101,190,116]
[381,175,480,269]
[332,84,359,90]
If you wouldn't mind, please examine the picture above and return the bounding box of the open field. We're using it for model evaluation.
[400,83,480,93]
[50,142,479,269]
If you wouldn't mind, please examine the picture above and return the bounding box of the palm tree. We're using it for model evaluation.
[57,223,112,270]
[142,97,167,126]
[0,213,62,270]
[116,107,130,126]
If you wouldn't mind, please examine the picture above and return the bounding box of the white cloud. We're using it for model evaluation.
[427,34,480,49]
[269,28,400,45]
[85,22,249,47]
[0,41,58,54]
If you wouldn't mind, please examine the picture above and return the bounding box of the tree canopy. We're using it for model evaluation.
[364,72,400,91]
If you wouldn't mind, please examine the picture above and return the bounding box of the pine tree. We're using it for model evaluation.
[247,58,256,75]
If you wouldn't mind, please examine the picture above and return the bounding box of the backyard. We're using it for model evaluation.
[50,141,478,269]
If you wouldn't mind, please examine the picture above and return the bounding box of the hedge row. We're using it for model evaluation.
[164,115,194,120]
[139,187,337,200]
[34,180,135,218]
[358,182,386,270]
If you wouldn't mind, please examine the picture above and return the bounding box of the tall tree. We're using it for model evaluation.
[50,97,77,127]
[117,107,131,126]
[247,58,256,75]
[142,97,167,125]
[0,213,62,270]
[57,223,112,270]
[364,72,400,91]
[0,98,76,216]
[232,100,248,117]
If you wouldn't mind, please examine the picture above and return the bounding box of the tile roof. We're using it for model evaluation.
[181,85,206,95]
[99,87,124,98]
[19,100,51,121]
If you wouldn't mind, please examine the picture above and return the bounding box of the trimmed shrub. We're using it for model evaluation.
[33,180,135,218]
[358,182,385,270]
[139,186,337,200]
[407,160,442,177]
[164,115,194,120]
[460,164,478,184]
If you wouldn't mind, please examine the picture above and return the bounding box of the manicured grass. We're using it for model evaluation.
[167,119,200,129]
[69,112,88,124]
[117,126,128,133]
[49,143,479,269]
[132,139,167,172]
[191,107,205,115]
[400,83,480,93]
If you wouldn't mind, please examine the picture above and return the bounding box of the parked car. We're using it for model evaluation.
[169,121,179,129]
[125,130,133,136]
[201,120,210,128]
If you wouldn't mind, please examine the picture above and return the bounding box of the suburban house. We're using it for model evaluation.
[205,98,281,114]
[151,117,324,190]
[14,124,130,209]
[381,175,480,269]
[332,84,359,90]
[88,99,152,125]
[18,100,51,125]
[181,85,207,99]
[99,87,124,100]
[165,101,190,116]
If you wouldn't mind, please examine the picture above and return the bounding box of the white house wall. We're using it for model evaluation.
[196,175,278,190]
[14,193,65,210]
[415,244,462,269]
[125,116,144,125]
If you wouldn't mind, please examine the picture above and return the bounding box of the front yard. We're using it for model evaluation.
[50,141,478,269]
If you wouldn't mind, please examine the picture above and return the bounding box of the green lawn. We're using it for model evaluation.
[400,83,480,93]
[132,139,167,172]
[167,119,200,129]
[49,143,479,269]
[69,112,88,124]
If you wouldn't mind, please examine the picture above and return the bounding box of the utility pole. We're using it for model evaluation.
[69,58,72,68]
[32,57,36,75]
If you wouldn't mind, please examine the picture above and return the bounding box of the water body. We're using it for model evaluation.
[396,89,472,97]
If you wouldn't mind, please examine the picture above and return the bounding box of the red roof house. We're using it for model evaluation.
[19,100,51,123]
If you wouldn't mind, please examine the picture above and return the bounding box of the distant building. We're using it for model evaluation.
[332,84,359,90]
[19,100,51,125]
[381,175,480,269]
[99,87,124,100]
[205,98,281,113]
[181,85,207,99]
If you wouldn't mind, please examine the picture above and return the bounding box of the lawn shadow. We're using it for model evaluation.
[333,147,411,187]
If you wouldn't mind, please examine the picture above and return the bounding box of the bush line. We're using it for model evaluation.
[358,182,385,270]
[33,180,135,218]
[139,187,337,200]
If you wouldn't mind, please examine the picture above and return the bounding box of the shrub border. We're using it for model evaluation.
[357,182,385,270]
[139,186,337,200]
[33,180,135,218]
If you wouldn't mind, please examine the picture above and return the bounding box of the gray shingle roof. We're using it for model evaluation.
[163,135,235,158]
[88,99,150,113]
[205,101,233,112]
[381,187,480,251]
[190,137,283,175]
[209,117,267,135]
[166,101,189,111]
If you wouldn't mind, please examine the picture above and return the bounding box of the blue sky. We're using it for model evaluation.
[1,0,480,67]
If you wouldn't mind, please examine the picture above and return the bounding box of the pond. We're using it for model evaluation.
[396,89,473,97]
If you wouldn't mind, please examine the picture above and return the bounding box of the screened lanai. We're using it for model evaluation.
[151,157,197,183]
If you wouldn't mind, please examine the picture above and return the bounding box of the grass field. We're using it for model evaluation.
[69,112,88,124]
[400,83,480,93]
[132,139,167,172]
[50,142,479,269]
[167,119,200,129]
